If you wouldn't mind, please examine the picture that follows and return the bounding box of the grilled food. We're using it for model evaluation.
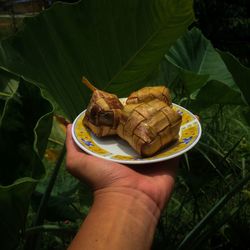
[83,89,123,137]
[126,86,172,106]
[117,99,182,157]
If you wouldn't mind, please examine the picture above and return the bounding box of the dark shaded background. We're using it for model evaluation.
[0,0,249,66]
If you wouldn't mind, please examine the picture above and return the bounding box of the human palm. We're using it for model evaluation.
[66,124,178,211]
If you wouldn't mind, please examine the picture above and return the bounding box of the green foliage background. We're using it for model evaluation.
[0,0,249,249]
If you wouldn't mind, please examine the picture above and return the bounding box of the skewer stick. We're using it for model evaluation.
[82,76,97,92]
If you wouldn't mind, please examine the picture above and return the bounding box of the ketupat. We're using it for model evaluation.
[82,78,182,156]
[83,89,123,137]
[82,77,123,137]
[117,99,181,157]
[126,86,172,106]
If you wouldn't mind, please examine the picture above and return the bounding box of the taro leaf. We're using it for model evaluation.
[35,159,79,205]
[0,67,18,98]
[0,0,194,120]
[0,177,37,250]
[164,27,243,102]
[194,80,244,108]
[0,71,53,185]
[219,51,250,106]
[33,159,81,222]
[78,182,93,209]
[0,68,18,117]
[48,115,69,146]
[31,191,81,222]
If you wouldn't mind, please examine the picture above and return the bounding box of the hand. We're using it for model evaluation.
[66,124,178,211]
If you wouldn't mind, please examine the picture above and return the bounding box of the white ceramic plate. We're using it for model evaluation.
[72,101,201,164]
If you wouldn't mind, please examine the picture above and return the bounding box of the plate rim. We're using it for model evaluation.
[72,103,202,165]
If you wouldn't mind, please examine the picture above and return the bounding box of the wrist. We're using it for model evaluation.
[69,187,160,250]
[89,187,161,249]
[94,186,161,221]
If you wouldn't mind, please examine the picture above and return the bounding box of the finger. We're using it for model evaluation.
[131,157,179,176]
[149,157,179,179]
[66,124,125,189]
[65,124,92,180]
[195,115,200,121]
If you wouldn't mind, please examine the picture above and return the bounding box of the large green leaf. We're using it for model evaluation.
[0,69,53,185]
[219,51,250,106]
[194,80,244,108]
[31,191,81,222]
[0,0,194,119]
[164,27,244,106]
[0,67,18,97]
[0,177,37,250]
[0,70,53,249]
[167,28,236,85]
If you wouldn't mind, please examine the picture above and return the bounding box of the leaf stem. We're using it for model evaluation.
[48,137,64,146]
[24,143,66,250]
[0,91,12,97]
[177,174,250,250]
[25,224,77,236]
[36,144,66,225]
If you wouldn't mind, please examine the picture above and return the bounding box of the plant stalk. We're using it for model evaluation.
[177,174,250,250]
[0,91,12,97]
[24,143,66,250]
[25,224,77,236]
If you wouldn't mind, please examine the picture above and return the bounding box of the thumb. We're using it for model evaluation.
[66,124,123,189]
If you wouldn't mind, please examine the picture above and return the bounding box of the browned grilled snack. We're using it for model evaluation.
[126,86,172,106]
[117,99,182,157]
[83,89,123,137]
